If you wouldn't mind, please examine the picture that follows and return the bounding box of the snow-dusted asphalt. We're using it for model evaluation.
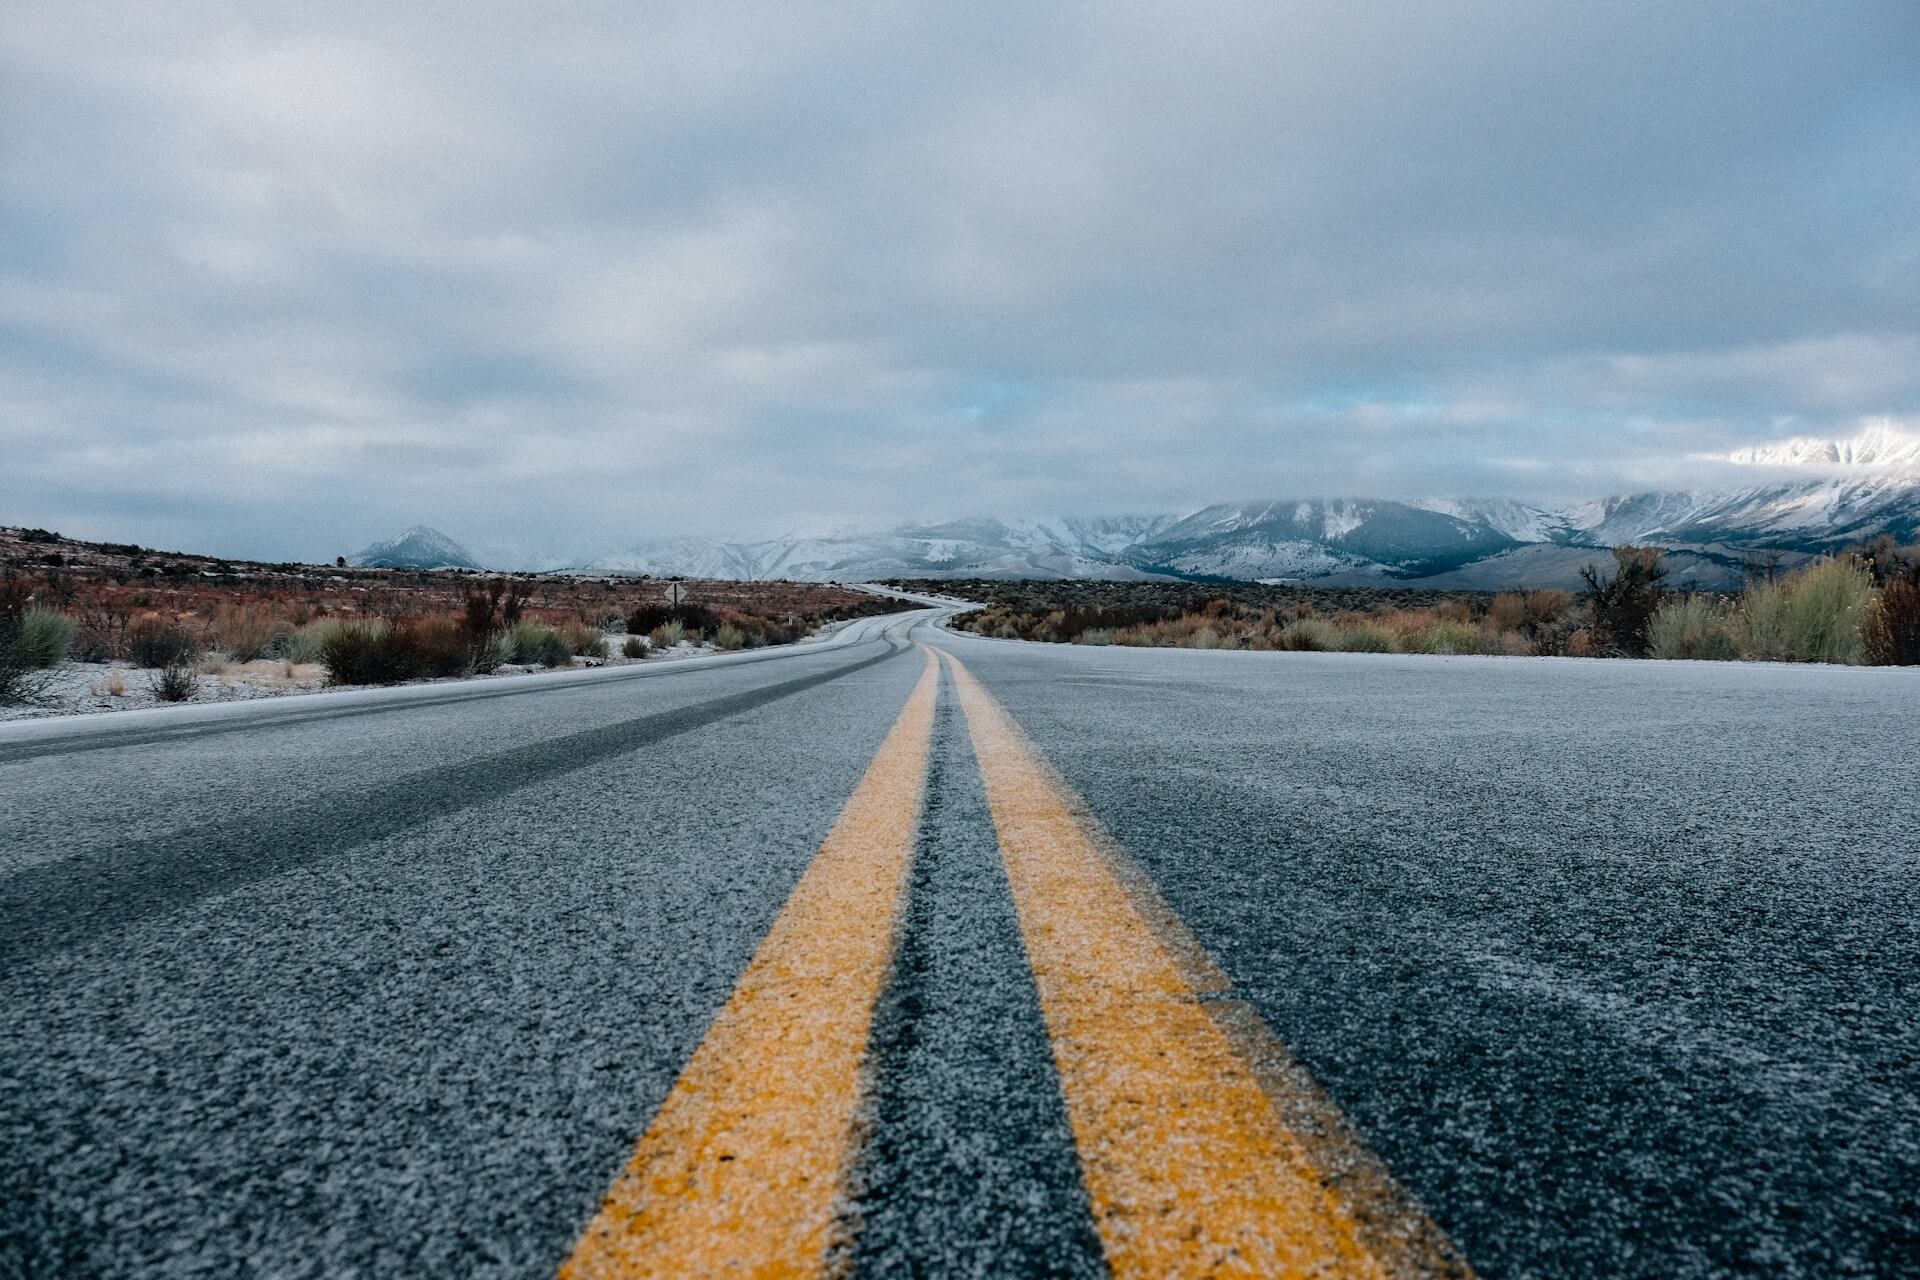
[4,610,1917,1277]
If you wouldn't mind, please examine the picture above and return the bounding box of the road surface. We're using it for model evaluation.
[3,607,1916,1277]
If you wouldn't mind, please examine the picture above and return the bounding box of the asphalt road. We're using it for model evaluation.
[3,608,1916,1278]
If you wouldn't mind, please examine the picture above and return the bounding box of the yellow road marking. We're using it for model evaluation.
[559,650,939,1280]
[939,648,1473,1279]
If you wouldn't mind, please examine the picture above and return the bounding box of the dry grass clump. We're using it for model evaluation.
[149,664,196,702]
[1335,621,1398,653]
[1648,596,1740,661]
[558,620,609,659]
[282,618,344,664]
[1405,619,1489,655]
[211,603,283,661]
[1277,618,1339,651]
[1734,556,1876,664]
[622,635,648,658]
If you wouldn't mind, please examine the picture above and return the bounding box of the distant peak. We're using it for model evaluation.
[349,525,481,570]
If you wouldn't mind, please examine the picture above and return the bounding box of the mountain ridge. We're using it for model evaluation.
[361,426,1920,589]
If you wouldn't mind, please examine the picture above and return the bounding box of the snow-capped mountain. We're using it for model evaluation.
[348,525,481,570]
[571,516,1183,582]
[1524,421,1920,553]
[363,425,1920,588]
[1118,500,1525,580]
[1718,420,1920,472]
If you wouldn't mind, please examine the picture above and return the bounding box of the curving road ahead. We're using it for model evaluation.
[3,607,1916,1278]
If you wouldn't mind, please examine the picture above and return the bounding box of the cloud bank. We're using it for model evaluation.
[3,1,1916,560]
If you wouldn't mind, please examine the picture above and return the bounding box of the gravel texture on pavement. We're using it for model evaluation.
[5,610,1916,1278]
[938,630,1920,1279]
[2,617,925,1277]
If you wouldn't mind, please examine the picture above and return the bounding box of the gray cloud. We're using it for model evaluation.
[3,0,1916,559]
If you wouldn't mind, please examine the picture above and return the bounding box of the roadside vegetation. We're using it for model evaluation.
[910,536,1920,666]
[0,527,904,709]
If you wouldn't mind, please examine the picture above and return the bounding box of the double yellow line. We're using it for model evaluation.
[560,646,1471,1279]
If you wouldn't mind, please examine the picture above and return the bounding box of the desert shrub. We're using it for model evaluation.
[627,604,672,635]
[506,620,542,663]
[1858,534,1920,587]
[1784,557,1874,664]
[1278,618,1338,651]
[648,620,686,649]
[319,621,402,685]
[129,615,198,668]
[70,609,129,662]
[0,581,51,703]
[1336,622,1398,653]
[1738,556,1875,664]
[1734,580,1793,661]
[749,615,799,646]
[712,622,747,651]
[150,664,196,702]
[1078,628,1114,646]
[16,609,74,668]
[394,616,472,678]
[1412,619,1488,655]
[1581,546,1668,657]
[507,620,573,667]
[473,629,516,674]
[1486,592,1528,633]
[630,601,718,634]
[1868,579,1920,665]
[212,604,282,661]
[560,621,609,659]
[597,608,627,632]
[537,627,574,666]
[0,644,44,703]
[1487,589,1573,638]
[1649,596,1739,661]
[318,618,468,684]
[1189,627,1222,650]
[622,635,648,658]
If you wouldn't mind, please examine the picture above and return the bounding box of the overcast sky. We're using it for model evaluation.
[4,2,1917,560]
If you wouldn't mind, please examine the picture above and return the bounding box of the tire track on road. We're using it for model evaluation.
[0,642,905,969]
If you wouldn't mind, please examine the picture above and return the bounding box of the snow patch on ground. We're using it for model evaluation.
[0,634,765,723]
